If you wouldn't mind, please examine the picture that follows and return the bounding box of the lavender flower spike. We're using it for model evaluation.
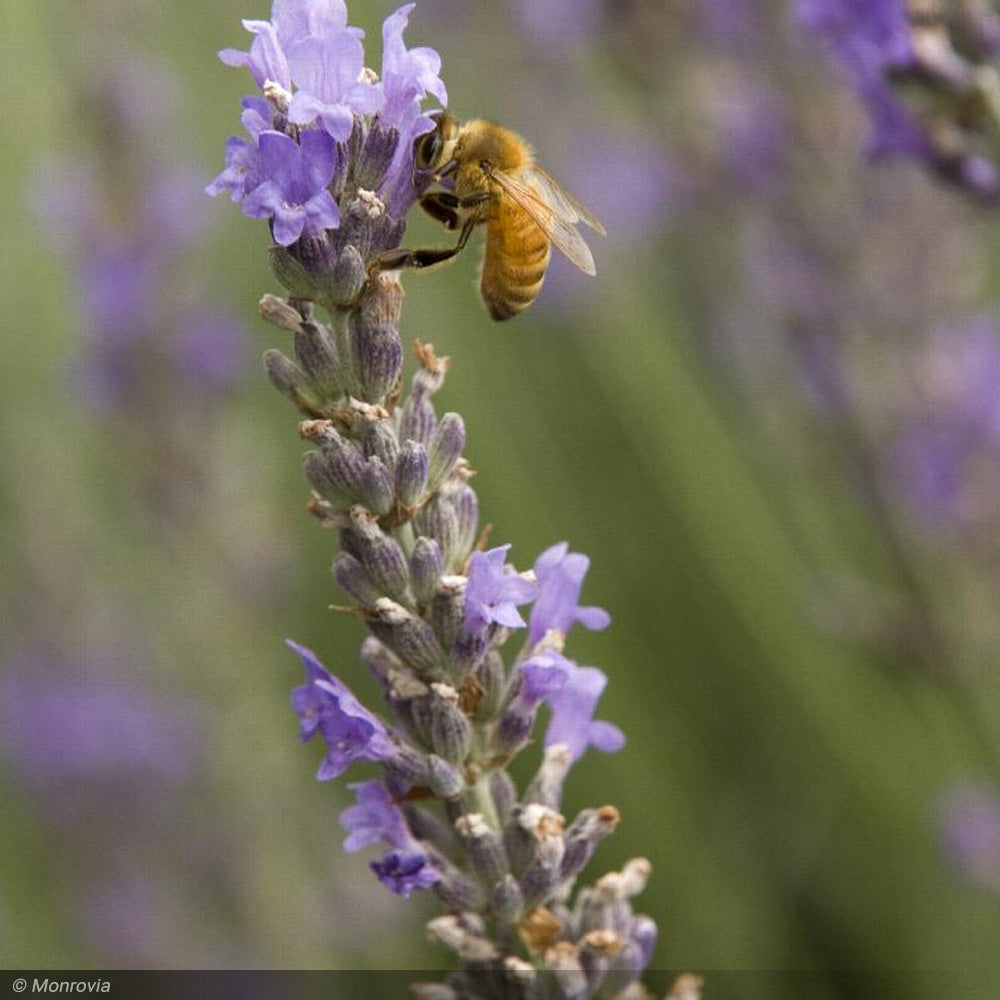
[211,3,670,992]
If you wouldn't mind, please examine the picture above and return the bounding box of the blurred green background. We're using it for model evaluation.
[3,0,1000,995]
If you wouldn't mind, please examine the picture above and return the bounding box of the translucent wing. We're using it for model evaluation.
[483,164,597,275]
[531,166,607,236]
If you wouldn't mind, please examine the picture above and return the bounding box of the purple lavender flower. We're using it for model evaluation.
[205,134,263,203]
[542,660,625,762]
[339,779,411,852]
[241,130,341,245]
[939,783,1000,890]
[370,849,441,897]
[218,0,362,91]
[520,649,574,707]
[528,542,611,647]
[220,18,292,90]
[380,3,447,130]
[463,544,538,634]
[340,781,442,896]
[288,639,397,779]
[378,3,448,218]
[287,27,383,140]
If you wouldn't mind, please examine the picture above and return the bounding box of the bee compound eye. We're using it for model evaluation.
[415,130,442,171]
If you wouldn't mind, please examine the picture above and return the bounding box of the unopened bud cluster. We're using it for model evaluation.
[210,2,679,996]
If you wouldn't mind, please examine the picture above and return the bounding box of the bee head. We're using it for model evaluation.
[414,111,460,175]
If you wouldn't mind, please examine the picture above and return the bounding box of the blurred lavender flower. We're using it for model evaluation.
[0,658,201,790]
[939,782,1000,890]
[35,72,245,420]
[508,0,605,55]
[799,0,1000,200]
[891,315,1000,531]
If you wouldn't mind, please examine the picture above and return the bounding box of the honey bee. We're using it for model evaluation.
[375,112,605,320]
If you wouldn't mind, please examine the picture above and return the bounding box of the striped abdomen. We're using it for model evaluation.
[479,185,552,321]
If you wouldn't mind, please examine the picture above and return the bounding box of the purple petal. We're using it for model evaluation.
[589,720,626,754]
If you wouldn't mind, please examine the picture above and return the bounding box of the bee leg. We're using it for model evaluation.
[371,217,478,273]
[420,192,492,231]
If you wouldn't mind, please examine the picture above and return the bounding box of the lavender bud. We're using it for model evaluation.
[546,943,588,1000]
[427,753,466,800]
[493,698,536,759]
[318,431,367,497]
[472,650,506,721]
[264,349,319,415]
[429,576,466,655]
[491,874,524,925]
[303,450,353,508]
[431,860,487,913]
[415,495,460,571]
[359,455,394,516]
[426,683,472,764]
[455,813,510,887]
[579,930,622,990]
[293,322,341,398]
[410,537,444,607]
[629,915,658,971]
[332,552,381,607]
[384,669,430,737]
[267,244,324,301]
[561,807,621,883]
[349,276,403,403]
[259,293,304,332]
[383,743,431,789]
[328,244,366,306]
[451,485,479,567]
[502,957,537,989]
[426,413,466,493]
[520,846,566,910]
[450,629,488,678]
[396,440,430,508]
[426,914,497,962]
[355,121,399,190]
[490,771,518,824]
[405,802,459,856]
[505,804,564,884]
[369,598,447,680]
[524,744,574,811]
[352,525,411,601]
[359,636,402,687]
[400,392,437,446]
[362,419,400,475]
